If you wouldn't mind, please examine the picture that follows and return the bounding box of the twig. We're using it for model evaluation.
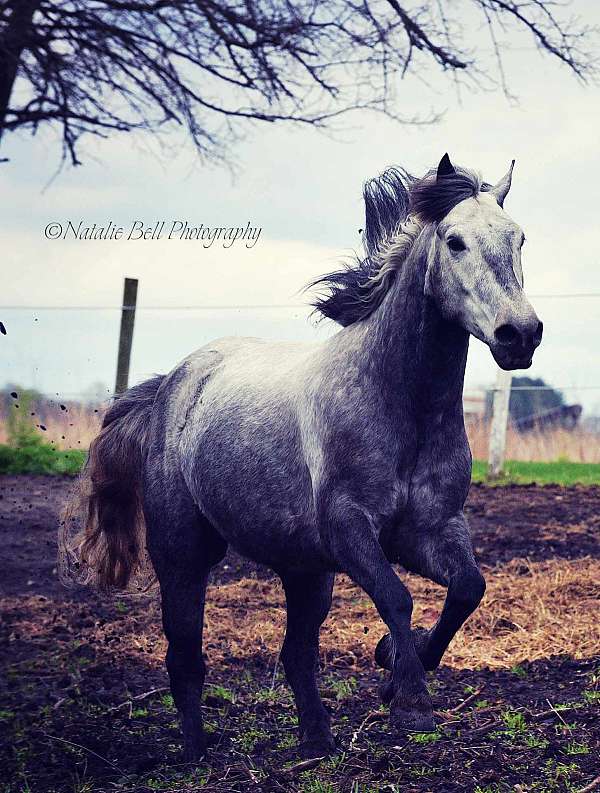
[435,687,487,723]
[457,719,497,737]
[349,709,385,749]
[243,764,261,786]
[132,686,169,701]
[578,775,600,793]
[532,701,581,721]
[337,750,369,790]
[447,686,486,714]
[270,653,280,690]
[213,708,231,752]
[41,732,124,774]
[549,705,569,728]
[280,756,325,775]
[109,686,169,711]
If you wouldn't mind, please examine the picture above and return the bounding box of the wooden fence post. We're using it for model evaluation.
[488,368,512,478]
[114,277,138,395]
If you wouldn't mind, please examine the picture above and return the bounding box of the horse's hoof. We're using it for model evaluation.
[374,633,393,671]
[390,707,436,733]
[390,685,435,733]
[182,737,207,764]
[298,733,336,759]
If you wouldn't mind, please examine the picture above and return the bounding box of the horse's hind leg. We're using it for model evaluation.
[160,563,210,762]
[280,571,335,758]
[146,492,226,763]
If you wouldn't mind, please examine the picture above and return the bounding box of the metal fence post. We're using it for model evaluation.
[488,368,512,478]
[114,277,138,395]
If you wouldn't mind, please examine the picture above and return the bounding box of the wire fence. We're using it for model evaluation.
[3,290,600,311]
[2,293,600,398]
[3,290,600,467]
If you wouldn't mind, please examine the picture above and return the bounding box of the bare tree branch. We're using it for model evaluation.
[0,0,596,166]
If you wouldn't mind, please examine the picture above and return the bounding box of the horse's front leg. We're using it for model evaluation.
[376,512,486,673]
[325,496,434,732]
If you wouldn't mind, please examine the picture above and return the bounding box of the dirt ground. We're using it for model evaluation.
[1,475,599,793]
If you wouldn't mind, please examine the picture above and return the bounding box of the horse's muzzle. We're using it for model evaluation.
[491,310,543,370]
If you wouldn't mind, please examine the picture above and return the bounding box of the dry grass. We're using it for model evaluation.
[5,557,599,681]
[0,402,104,449]
[467,419,600,463]
[201,557,600,672]
[1,404,599,464]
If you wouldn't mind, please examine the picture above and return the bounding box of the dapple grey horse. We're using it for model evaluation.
[62,154,542,761]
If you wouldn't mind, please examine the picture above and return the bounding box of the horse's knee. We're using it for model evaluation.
[382,584,413,630]
[397,584,414,615]
[280,637,300,672]
[453,568,486,611]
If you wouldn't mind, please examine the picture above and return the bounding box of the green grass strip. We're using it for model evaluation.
[1,442,599,485]
[472,459,600,486]
[0,443,86,475]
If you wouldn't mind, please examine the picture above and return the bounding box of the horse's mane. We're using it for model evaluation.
[310,163,483,326]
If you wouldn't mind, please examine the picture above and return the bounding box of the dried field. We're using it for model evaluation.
[1,475,599,792]
[467,420,600,464]
[2,399,600,465]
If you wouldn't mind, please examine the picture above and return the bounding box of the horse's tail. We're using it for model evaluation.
[59,375,165,591]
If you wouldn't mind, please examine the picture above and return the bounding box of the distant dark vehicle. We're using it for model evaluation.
[513,403,582,432]
[486,377,582,433]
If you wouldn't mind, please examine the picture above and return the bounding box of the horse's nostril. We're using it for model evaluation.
[533,320,544,345]
[494,323,521,348]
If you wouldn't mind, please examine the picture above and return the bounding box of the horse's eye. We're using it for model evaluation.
[447,236,466,252]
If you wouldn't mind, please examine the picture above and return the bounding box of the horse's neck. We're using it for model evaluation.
[365,242,469,417]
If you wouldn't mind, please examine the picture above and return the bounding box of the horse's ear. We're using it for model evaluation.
[437,153,456,180]
[490,160,515,207]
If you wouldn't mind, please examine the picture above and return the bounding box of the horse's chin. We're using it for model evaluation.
[490,348,533,371]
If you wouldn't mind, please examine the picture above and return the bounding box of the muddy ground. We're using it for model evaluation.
[0,476,599,792]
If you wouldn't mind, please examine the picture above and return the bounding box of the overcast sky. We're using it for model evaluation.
[2,1,600,412]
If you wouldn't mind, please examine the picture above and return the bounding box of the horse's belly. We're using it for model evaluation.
[219,519,328,572]
[196,493,328,572]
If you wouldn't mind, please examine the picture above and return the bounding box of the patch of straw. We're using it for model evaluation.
[202,557,600,671]
[5,557,599,674]
[467,419,600,463]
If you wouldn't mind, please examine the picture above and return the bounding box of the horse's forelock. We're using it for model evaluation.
[409,167,482,224]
